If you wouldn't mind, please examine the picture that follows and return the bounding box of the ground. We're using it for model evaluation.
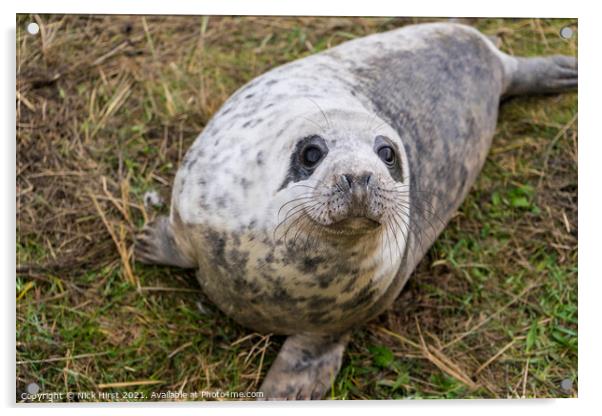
[16,16,577,401]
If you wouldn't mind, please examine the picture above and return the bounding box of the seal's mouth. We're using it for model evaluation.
[326,216,381,233]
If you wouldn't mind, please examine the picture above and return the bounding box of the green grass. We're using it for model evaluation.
[16,15,577,401]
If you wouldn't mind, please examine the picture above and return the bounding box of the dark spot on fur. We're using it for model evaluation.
[216,196,227,208]
[300,256,324,274]
[242,118,264,129]
[256,151,265,166]
[186,157,198,171]
[316,273,336,289]
[265,252,275,263]
[228,246,249,272]
[307,296,336,310]
[240,177,251,189]
[307,311,335,326]
[206,230,227,269]
[342,272,360,293]
[340,285,377,311]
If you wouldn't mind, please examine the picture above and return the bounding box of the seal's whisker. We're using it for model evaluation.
[382,216,394,267]
[386,208,410,250]
[280,201,321,230]
[281,199,322,221]
[299,213,326,252]
[273,200,322,242]
[289,184,320,191]
[278,204,312,233]
[386,220,402,264]
[300,115,327,135]
[382,185,445,227]
[394,203,441,248]
[370,118,390,133]
[389,213,419,269]
[386,223,401,266]
[394,214,419,269]
[277,194,328,219]
[390,208,425,259]
[278,194,317,218]
[387,184,441,199]
[395,200,443,232]
[364,110,381,133]
[288,180,328,191]
[304,97,332,131]
[287,205,326,250]
[279,202,325,247]
[394,197,448,230]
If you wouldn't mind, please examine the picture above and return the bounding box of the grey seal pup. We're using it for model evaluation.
[135,22,577,400]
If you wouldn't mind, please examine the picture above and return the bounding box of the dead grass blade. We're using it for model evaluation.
[98,380,165,389]
[376,326,421,349]
[415,318,479,391]
[90,79,133,140]
[89,191,138,288]
[17,351,111,365]
[474,338,520,376]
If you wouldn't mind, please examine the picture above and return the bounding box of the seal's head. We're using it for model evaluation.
[274,104,411,254]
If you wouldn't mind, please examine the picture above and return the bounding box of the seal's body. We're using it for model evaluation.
[135,23,577,399]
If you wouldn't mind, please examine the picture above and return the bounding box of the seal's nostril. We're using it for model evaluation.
[364,173,372,186]
[342,174,353,188]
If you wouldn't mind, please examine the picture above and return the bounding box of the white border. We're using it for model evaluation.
[3,1,598,415]
[10,0,580,17]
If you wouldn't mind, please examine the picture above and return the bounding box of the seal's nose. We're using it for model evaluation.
[342,172,372,189]
[340,172,373,217]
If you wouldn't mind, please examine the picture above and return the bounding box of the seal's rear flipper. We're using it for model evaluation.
[502,54,577,97]
[134,215,196,268]
[259,332,350,400]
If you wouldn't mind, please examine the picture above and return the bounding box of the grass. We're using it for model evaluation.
[16,15,577,401]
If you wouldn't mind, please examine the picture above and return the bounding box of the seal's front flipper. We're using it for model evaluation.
[259,332,350,400]
[134,215,196,268]
[502,54,577,97]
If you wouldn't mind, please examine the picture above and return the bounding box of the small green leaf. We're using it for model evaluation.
[392,370,410,391]
[368,345,394,368]
[526,321,538,352]
[491,191,501,206]
[511,196,530,208]
[517,184,534,197]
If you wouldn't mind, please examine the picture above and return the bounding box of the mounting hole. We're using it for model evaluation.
[560,26,573,40]
[26,382,40,394]
[560,378,573,392]
[26,22,39,35]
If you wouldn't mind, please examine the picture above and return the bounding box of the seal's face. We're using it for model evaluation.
[274,109,410,252]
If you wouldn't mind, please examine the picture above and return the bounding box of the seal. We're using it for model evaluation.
[134,22,577,400]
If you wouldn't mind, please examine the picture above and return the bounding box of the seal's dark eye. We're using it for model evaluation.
[377,146,396,166]
[301,145,323,167]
